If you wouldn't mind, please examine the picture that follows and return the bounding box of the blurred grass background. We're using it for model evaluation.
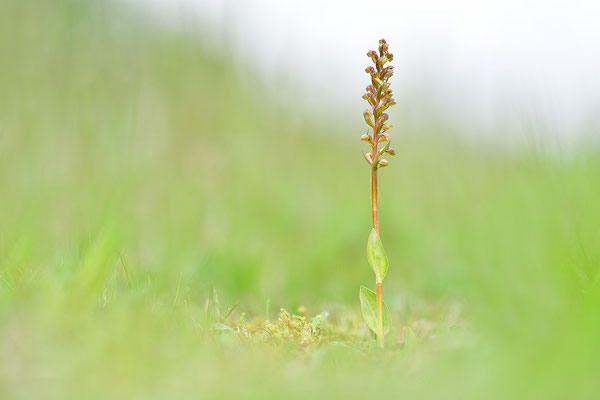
[1,0,600,399]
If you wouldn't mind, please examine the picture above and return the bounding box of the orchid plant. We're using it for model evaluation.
[359,38,396,348]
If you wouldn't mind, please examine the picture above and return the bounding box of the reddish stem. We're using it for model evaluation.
[371,157,379,234]
[376,281,383,347]
[371,115,384,348]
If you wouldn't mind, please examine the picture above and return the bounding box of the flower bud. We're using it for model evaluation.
[378,159,390,167]
[379,43,389,56]
[363,110,374,128]
[387,147,396,156]
[360,134,371,142]
[381,123,393,132]
[362,92,375,106]
[367,50,378,63]
[364,152,373,165]
[368,93,376,106]
[380,113,389,123]
[378,141,390,156]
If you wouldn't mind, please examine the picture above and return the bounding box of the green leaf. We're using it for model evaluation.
[359,286,391,335]
[367,228,388,281]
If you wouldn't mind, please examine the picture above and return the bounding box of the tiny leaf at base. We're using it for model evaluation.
[359,286,391,335]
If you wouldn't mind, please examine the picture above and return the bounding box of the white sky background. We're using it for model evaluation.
[126,0,600,144]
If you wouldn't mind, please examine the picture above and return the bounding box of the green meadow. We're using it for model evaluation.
[1,1,599,398]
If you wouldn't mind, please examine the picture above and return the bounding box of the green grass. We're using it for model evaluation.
[1,1,600,398]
